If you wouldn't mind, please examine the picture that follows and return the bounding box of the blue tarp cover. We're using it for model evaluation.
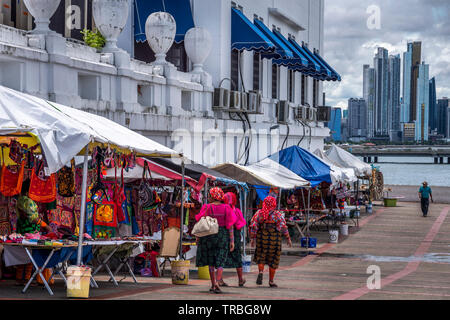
[269,146,332,187]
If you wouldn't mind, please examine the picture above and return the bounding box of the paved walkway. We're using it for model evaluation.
[1,201,449,300]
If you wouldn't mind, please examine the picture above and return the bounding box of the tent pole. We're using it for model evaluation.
[278,188,282,210]
[179,158,185,259]
[204,178,208,204]
[307,188,311,237]
[76,147,89,266]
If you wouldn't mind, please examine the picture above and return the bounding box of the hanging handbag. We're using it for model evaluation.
[191,204,219,238]
[114,166,127,223]
[57,159,75,197]
[93,200,118,228]
[138,160,154,210]
[28,160,57,203]
[8,140,24,164]
[0,147,25,197]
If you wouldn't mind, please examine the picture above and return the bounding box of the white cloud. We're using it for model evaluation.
[323,0,450,106]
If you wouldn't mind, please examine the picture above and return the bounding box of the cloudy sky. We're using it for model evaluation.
[323,0,450,110]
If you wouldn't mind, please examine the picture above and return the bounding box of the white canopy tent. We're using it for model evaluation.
[313,149,357,184]
[0,85,184,265]
[213,158,310,189]
[326,144,372,178]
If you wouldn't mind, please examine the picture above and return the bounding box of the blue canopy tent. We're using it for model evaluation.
[268,146,332,187]
[134,0,195,43]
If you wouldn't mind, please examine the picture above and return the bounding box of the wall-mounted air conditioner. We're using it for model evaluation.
[276,100,289,124]
[317,106,332,122]
[213,88,230,109]
[241,92,249,111]
[306,107,317,121]
[229,91,241,110]
[247,90,262,113]
[295,105,306,120]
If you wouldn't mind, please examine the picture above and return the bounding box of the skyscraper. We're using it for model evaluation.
[327,108,342,141]
[410,41,422,122]
[363,64,375,138]
[401,43,412,123]
[388,54,401,133]
[415,62,429,142]
[348,98,367,140]
[438,98,449,137]
[373,47,389,137]
[429,77,437,131]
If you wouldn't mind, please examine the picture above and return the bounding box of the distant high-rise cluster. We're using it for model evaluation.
[336,41,446,144]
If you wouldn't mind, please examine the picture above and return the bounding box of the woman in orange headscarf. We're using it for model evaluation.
[249,195,292,287]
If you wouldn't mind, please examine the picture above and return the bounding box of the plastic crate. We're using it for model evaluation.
[301,237,317,248]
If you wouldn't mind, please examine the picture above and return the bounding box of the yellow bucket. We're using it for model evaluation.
[66,266,91,299]
[171,260,190,285]
[198,266,210,280]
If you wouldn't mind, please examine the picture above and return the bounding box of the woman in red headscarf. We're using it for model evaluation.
[195,187,236,294]
[249,195,292,287]
[217,192,247,287]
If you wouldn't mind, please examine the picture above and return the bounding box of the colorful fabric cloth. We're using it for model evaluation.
[249,208,289,238]
[195,203,235,229]
[253,223,282,269]
[223,228,242,268]
[209,187,224,202]
[16,196,39,223]
[196,226,230,268]
[223,192,246,230]
[260,196,277,222]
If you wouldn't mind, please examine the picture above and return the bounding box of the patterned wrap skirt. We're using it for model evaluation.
[223,228,243,268]
[253,223,282,269]
[196,226,230,268]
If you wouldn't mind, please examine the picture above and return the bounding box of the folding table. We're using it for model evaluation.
[2,242,79,296]
[85,240,155,287]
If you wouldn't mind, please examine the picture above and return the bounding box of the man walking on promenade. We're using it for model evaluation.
[418,181,433,217]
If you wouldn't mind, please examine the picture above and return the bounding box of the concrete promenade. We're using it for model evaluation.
[1,201,449,300]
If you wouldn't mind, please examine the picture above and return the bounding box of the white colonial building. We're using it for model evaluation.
[0,0,340,166]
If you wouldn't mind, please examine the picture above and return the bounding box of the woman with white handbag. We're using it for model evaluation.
[194,187,236,294]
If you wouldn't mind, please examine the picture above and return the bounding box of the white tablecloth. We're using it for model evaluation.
[2,246,31,267]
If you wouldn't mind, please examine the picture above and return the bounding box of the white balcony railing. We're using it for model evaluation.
[0,24,28,47]
[66,38,102,63]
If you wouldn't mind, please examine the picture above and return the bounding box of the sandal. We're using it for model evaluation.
[213,285,223,294]
[218,280,229,287]
[269,281,278,288]
[239,279,246,287]
[256,273,263,285]
[209,287,215,293]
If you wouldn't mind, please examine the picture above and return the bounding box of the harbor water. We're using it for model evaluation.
[360,156,450,187]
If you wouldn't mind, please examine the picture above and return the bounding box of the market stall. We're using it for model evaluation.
[0,85,184,295]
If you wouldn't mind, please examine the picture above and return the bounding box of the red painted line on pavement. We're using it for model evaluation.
[359,208,385,227]
[332,206,450,300]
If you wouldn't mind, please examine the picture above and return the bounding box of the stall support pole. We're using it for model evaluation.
[76,147,89,266]
[307,188,311,237]
[203,178,208,204]
[278,189,282,210]
[179,159,185,259]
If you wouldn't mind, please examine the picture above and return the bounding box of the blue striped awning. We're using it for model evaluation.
[288,39,330,80]
[312,50,341,81]
[271,29,312,73]
[253,19,293,60]
[231,8,276,54]
[134,0,195,43]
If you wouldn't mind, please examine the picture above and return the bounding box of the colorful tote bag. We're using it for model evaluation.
[93,201,118,228]
[0,160,25,197]
[93,225,116,239]
[29,161,57,203]
[138,161,154,210]
[57,159,75,197]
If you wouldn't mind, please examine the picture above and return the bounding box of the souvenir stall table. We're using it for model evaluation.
[84,238,158,287]
[0,85,185,297]
[0,237,89,296]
